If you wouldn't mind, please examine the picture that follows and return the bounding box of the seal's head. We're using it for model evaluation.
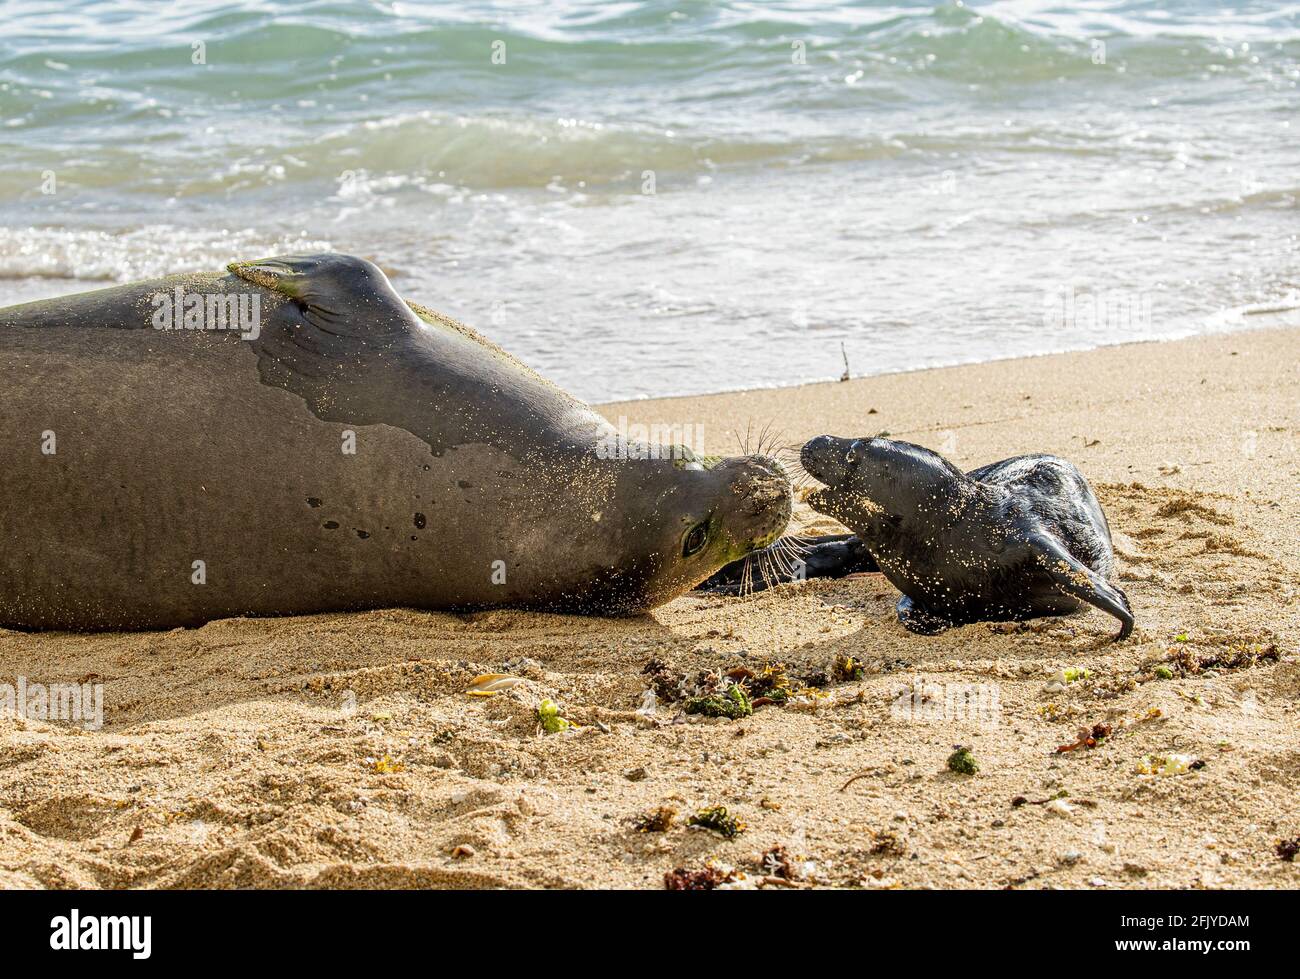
[675,452,793,563]
[800,435,968,530]
[553,448,792,614]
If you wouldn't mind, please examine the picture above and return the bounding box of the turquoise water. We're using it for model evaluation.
[1,0,1296,400]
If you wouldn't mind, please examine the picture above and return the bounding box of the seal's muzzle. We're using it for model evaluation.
[721,455,792,551]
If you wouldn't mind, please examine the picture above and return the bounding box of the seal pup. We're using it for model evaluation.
[0,254,791,630]
[796,436,1133,640]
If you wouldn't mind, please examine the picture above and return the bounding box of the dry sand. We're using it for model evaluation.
[2,318,1298,889]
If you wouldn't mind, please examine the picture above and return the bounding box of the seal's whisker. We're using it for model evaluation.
[771,538,811,579]
[790,459,816,483]
[772,442,801,464]
[789,468,818,492]
[753,536,802,594]
[771,554,790,594]
[764,546,792,589]
[785,533,820,549]
[775,534,810,561]
[758,548,781,592]
[767,428,787,460]
[775,537,807,577]
[771,443,818,490]
[739,551,753,598]
[756,422,784,460]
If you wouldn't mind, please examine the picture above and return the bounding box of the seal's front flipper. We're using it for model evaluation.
[696,534,877,595]
[1031,535,1134,641]
[896,594,952,635]
[800,534,878,577]
[228,253,421,338]
[225,252,582,459]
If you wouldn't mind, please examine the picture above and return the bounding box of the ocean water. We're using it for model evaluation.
[0,0,1296,401]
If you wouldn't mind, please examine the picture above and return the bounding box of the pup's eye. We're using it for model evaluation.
[683,522,709,557]
[845,440,864,465]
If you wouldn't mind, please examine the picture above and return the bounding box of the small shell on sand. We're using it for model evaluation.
[465,673,525,697]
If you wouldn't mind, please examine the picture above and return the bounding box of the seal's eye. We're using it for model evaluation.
[683,522,709,557]
[845,440,864,466]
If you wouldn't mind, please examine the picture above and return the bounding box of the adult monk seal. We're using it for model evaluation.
[0,254,791,631]
[703,436,1133,641]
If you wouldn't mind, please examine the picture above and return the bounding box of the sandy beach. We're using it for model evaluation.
[2,317,1297,890]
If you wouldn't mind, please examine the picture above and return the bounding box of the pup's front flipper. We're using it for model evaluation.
[895,595,952,635]
[1030,534,1135,641]
[696,534,878,595]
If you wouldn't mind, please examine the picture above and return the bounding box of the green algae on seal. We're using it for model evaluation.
[0,253,791,630]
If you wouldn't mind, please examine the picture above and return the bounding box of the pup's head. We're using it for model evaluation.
[799,435,966,531]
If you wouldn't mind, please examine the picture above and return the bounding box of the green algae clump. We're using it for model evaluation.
[684,684,752,719]
[947,746,979,775]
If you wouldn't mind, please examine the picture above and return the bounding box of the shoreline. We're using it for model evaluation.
[599,311,1300,410]
[5,272,1297,405]
[2,320,1299,889]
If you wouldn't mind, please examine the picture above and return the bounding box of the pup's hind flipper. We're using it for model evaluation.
[1030,534,1134,641]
